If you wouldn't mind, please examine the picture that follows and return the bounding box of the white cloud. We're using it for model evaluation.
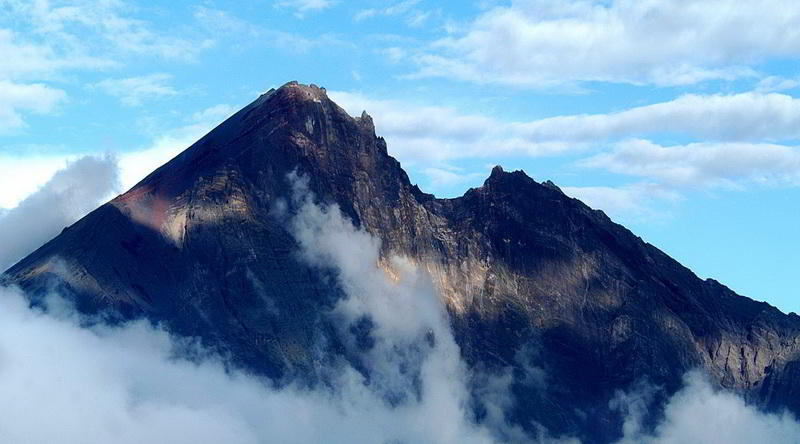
[2,0,213,62]
[330,89,800,218]
[117,103,235,190]
[0,28,98,80]
[0,155,119,270]
[0,154,77,208]
[353,0,433,27]
[0,80,65,132]
[0,104,235,209]
[353,8,378,21]
[0,0,216,128]
[274,0,336,17]
[192,6,348,53]
[566,139,800,219]
[755,76,800,93]
[413,0,800,87]
[0,170,519,443]
[582,139,800,188]
[562,182,680,222]
[329,90,576,165]
[0,284,489,444]
[517,92,800,143]
[332,91,800,166]
[423,166,486,188]
[614,371,800,444]
[94,73,177,106]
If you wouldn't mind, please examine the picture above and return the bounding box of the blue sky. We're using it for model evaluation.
[0,0,798,313]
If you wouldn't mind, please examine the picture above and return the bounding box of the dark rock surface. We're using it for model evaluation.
[4,81,800,442]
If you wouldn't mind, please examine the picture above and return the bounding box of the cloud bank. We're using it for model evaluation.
[613,372,800,444]
[0,155,119,270]
[1,169,800,443]
[0,169,501,444]
[413,0,800,87]
[331,89,800,219]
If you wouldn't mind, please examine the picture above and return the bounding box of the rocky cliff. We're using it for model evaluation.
[4,82,800,443]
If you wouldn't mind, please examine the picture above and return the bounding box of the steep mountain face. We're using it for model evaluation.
[4,82,800,442]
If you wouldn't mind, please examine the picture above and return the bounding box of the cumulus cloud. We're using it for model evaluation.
[516,93,800,143]
[0,80,66,132]
[93,73,178,106]
[412,0,800,87]
[333,91,800,163]
[284,171,498,442]
[2,166,799,443]
[332,89,800,218]
[0,103,235,211]
[568,138,800,220]
[613,371,800,444]
[0,284,474,444]
[423,166,487,188]
[0,170,518,444]
[0,155,119,271]
[0,0,216,129]
[562,182,681,222]
[582,140,800,188]
[336,91,800,159]
[330,90,577,165]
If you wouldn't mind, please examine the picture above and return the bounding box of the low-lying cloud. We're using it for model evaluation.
[0,170,502,444]
[612,372,800,444]
[2,168,800,443]
[0,155,119,270]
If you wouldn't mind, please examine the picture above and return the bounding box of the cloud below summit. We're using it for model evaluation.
[0,155,119,270]
[1,168,800,443]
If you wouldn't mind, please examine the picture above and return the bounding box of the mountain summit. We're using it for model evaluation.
[5,81,800,442]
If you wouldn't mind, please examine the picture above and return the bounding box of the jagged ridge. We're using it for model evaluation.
[4,81,800,443]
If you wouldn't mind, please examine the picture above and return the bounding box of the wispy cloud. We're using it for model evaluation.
[613,371,800,444]
[0,103,236,209]
[582,139,800,189]
[330,90,577,164]
[331,89,800,218]
[274,0,336,17]
[354,0,433,27]
[411,0,800,88]
[117,103,237,190]
[0,155,119,270]
[514,92,800,143]
[0,80,66,132]
[0,1,217,129]
[2,0,213,62]
[93,73,177,106]
[0,170,523,443]
[755,76,800,93]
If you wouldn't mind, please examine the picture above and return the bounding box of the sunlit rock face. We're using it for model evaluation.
[5,81,800,443]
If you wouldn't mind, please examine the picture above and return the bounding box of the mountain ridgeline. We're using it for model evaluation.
[4,82,800,442]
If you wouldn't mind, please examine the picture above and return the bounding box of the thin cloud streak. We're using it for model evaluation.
[411,0,800,87]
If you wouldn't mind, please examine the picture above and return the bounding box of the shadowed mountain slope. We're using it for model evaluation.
[4,82,800,443]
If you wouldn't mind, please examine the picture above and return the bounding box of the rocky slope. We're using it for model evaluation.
[4,82,800,442]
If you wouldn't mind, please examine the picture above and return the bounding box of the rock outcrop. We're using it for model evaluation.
[4,81,800,443]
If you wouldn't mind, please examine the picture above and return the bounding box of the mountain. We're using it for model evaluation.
[4,81,800,442]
